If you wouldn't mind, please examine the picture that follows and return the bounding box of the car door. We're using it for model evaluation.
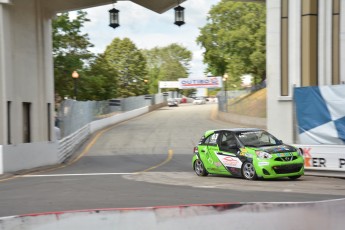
[216,131,243,176]
[198,132,226,173]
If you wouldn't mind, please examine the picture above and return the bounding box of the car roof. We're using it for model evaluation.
[205,128,263,135]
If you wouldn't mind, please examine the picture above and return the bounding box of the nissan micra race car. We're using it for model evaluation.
[192,128,304,180]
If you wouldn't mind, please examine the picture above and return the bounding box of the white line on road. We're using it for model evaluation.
[21,172,138,177]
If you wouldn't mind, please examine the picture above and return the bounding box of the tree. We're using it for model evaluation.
[78,54,117,100]
[197,1,266,88]
[53,10,94,100]
[143,44,192,94]
[92,37,148,98]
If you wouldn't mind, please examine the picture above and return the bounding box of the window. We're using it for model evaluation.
[332,0,340,85]
[204,133,219,145]
[281,0,289,96]
[23,102,31,143]
[47,103,51,141]
[301,0,318,86]
[219,132,237,151]
[7,101,11,144]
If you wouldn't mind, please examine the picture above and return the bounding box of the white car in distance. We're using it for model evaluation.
[193,97,206,105]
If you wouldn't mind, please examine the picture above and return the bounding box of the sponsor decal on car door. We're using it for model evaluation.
[206,145,228,173]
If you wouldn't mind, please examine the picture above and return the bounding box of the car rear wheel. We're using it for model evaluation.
[194,159,208,176]
[288,175,301,180]
[242,161,257,180]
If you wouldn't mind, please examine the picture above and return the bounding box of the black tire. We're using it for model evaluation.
[242,161,257,180]
[288,175,302,180]
[194,159,208,176]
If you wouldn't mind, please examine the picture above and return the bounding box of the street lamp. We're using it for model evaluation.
[223,73,228,97]
[174,3,185,27]
[223,73,228,111]
[72,71,79,100]
[109,1,120,29]
[144,79,149,94]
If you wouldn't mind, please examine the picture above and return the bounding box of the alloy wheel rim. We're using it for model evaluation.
[195,160,203,175]
[244,163,255,179]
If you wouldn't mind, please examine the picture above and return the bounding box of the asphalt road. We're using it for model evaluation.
[0,103,344,217]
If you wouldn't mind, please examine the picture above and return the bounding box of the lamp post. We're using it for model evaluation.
[144,79,149,94]
[72,71,79,100]
[223,73,228,112]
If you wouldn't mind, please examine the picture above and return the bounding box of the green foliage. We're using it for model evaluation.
[197,1,266,89]
[88,38,148,98]
[53,11,94,100]
[143,44,192,94]
[53,12,192,100]
[79,54,118,100]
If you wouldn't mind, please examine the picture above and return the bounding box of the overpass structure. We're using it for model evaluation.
[1,0,345,173]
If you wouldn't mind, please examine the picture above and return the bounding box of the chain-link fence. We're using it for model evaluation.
[217,90,251,112]
[217,82,267,113]
[56,93,168,138]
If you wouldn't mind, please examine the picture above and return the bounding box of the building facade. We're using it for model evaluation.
[266,0,345,143]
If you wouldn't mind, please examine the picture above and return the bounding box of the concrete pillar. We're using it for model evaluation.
[0,0,58,173]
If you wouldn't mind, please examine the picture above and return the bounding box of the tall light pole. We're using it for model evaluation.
[72,71,79,100]
[223,73,228,112]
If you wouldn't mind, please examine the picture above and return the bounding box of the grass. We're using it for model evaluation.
[227,88,267,118]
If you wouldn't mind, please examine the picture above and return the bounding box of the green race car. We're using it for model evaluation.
[192,128,304,180]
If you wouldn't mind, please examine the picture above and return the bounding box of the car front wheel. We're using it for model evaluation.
[242,161,257,180]
[194,159,208,176]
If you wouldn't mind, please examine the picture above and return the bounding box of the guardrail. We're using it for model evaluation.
[57,106,161,163]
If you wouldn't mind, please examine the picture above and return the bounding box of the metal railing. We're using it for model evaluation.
[56,93,168,138]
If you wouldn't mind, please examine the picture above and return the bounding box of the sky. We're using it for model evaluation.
[78,0,221,78]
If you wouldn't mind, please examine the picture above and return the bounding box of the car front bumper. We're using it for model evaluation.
[255,158,304,179]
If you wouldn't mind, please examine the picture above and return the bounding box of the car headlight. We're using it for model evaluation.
[255,151,272,159]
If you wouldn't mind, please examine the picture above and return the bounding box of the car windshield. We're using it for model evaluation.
[235,130,281,147]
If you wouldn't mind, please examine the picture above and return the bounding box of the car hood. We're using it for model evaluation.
[249,144,296,154]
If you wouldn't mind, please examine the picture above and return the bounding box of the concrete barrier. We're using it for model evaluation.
[1,199,344,230]
[89,106,149,134]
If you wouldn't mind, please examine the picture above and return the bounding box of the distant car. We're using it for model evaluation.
[167,98,178,107]
[180,97,187,103]
[192,128,304,180]
[193,97,206,105]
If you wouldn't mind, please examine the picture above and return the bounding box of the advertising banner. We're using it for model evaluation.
[179,77,223,89]
[295,144,345,171]
[294,85,345,145]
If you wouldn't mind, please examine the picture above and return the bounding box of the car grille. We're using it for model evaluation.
[272,164,303,174]
[275,156,298,162]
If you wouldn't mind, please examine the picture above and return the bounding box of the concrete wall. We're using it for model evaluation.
[1,199,344,229]
[1,142,59,173]
[3,0,55,145]
[0,0,57,173]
